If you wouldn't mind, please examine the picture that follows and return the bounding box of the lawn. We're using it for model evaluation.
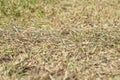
[0,0,120,80]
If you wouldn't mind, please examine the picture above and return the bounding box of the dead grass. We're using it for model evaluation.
[0,0,120,80]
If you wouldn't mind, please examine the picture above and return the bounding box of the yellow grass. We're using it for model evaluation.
[0,0,120,80]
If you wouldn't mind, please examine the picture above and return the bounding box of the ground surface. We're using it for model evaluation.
[0,0,120,80]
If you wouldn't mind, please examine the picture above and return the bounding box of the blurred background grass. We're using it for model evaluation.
[0,0,119,28]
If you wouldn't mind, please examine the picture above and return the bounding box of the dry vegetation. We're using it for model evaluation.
[0,0,120,80]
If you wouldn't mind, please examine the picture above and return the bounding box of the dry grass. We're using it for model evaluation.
[0,0,120,80]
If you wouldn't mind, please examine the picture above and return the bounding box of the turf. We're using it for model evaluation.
[0,0,120,80]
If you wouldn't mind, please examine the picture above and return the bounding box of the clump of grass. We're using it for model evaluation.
[0,0,42,18]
